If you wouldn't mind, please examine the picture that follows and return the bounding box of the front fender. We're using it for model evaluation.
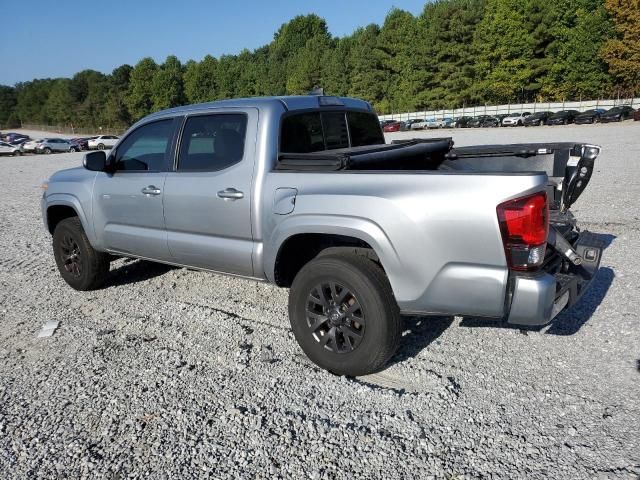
[43,193,97,247]
[264,213,405,298]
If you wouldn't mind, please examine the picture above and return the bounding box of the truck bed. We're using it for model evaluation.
[275,139,599,212]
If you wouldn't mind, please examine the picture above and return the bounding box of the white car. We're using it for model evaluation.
[87,135,119,150]
[411,119,432,130]
[21,139,42,153]
[0,141,21,156]
[501,112,531,127]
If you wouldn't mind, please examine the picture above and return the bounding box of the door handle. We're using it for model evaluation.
[217,188,244,200]
[141,185,162,196]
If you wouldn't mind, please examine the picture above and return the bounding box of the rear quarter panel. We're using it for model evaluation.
[261,170,547,318]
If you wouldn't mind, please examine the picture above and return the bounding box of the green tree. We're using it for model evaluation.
[601,0,640,94]
[377,8,421,112]
[0,86,17,126]
[14,79,55,124]
[183,55,218,103]
[347,25,388,112]
[417,0,485,109]
[70,70,110,127]
[152,55,185,110]
[542,0,613,99]
[471,0,536,103]
[104,64,133,127]
[126,57,158,120]
[43,79,74,125]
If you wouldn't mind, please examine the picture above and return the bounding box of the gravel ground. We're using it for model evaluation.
[1,123,639,479]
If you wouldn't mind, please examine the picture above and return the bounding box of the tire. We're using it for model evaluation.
[288,253,402,376]
[52,217,110,291]
[13,150,21,156]
[44,147,52,154]
[98,143,105,150]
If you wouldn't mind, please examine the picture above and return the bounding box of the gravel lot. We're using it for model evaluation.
[1,123,639,479]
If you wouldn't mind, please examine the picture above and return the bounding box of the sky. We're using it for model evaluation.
[0,0,427,86]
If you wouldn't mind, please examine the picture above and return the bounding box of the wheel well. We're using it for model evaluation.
[273,233,380,287]
[47,205,78,234]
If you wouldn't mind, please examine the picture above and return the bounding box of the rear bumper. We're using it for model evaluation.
[507,231,603,326]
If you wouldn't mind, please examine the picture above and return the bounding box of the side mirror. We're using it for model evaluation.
[83,150,107,172]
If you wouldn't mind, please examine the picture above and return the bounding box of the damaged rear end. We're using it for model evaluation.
[447,143,604,325]
[505,144,604,325]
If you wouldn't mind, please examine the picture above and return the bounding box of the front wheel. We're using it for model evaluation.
[97,143,105,150]
[289,253,402,376]
[13,150,21,156]
[44,147,52,154]
[53,217,110,291]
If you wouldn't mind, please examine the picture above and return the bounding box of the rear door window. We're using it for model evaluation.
[178,114,247,171]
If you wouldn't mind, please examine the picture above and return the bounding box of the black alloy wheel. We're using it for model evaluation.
[52,217,110,290]
[289,253,402,376]
[59,234,83,278]
[305,281,366,354]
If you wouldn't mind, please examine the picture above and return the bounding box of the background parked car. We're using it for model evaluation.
[634,109,640,121]
[523,111,553,126]
[0,141,22,156]
[428,117,454,129]
[574,109,606,125]
[379,119,396,128]
[600,105,635,122]
[546,110,580,125]
[87,135,119,150]
[69,136,97,151]
[467,115,500,128]
[9,137,29,146]
[383,121,403,133]
[411,118,431,130]
[36,138,73,154]
[21,139,42,153]
[454,116,473,128]
[402,119,423,131]
[501,112,531,127]
[3,133,29,143]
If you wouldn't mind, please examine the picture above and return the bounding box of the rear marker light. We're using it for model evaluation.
[497,192,549,271]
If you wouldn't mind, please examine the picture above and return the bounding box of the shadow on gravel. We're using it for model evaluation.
[105,259,176,288]
[388,315,454,366]
[545,266,615,336]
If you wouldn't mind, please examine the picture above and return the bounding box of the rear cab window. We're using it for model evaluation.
[280,110,384,154]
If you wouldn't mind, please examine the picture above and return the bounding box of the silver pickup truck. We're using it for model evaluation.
[42,95,603,375]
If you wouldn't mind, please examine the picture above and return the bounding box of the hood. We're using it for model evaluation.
[49,166,96,184]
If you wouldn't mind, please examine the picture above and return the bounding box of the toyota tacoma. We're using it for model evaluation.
[42,95,604,375]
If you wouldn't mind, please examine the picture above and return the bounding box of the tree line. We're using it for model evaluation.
[0,0,638,129]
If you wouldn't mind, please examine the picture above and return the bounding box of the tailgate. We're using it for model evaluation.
[443,143,601,210]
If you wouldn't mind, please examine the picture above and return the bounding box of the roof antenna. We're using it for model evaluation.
[309,87,325,96]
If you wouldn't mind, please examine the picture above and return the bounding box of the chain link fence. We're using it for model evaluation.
[378,96,640,121]
[18,124,126,136]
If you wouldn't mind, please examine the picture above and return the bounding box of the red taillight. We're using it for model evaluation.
[497,192,549,271]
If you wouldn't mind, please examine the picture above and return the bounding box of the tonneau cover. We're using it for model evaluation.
[275,138,453,171]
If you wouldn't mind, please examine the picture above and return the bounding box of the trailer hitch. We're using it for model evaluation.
[548,227,582,265]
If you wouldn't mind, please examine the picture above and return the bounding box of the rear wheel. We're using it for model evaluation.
[98,143,105,150]
[289,253,402,376]
[52,217,110,291]
[13,150,21,156]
